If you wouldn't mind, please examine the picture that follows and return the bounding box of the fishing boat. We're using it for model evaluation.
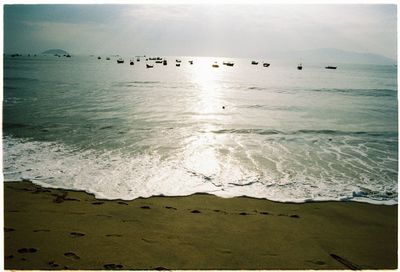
[163,60,167,65]
[176,59,181,63]
[130,60,134,65]
[325,66,337,69]
[117,58,124,64]
[176,63,180,67]
[98,56,101,60]
[189,60,193,65]
[146,64,154,68]
[106,57,110,60]
[212,62,219,68]
[155,60,163,64]
[297,63,303,70]
[263,63,270,67]
[251,61,258,65]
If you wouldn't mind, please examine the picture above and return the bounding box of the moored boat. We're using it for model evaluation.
[146,64,154,68]
[297,63,303,70]
[117,58,124,64]
[325,66,337,69]
[263,63,270,67]
[251,61,258,65]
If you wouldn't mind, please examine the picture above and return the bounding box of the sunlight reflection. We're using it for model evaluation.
[186,57,225,116]
[181,57,230,188]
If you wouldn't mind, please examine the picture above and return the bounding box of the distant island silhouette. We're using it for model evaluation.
[42,49,69,55]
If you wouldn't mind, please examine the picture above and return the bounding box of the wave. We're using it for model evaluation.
[209,128,397,137]
[246,86,397,97]
[3,135,397,205]
[4,76,38,82]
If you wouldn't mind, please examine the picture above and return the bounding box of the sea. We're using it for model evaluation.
[3,55,398,205]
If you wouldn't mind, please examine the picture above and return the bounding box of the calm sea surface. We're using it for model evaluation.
[3,55,398,204]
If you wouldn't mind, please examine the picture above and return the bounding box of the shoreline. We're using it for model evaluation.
[6,178,397,206]
[4,180,398,270]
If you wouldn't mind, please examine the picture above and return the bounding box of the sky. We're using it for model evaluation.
[3,4,397,59]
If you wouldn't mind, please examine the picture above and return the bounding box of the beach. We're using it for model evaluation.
[4,180,397,270]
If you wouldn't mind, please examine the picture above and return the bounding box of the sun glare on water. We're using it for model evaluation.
[181,57,231,185]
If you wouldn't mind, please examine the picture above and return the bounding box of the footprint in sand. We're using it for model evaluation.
[191,210,201,213]
[48,261,60,268]
[34,229,50,232]
[64,252,80,260]
[259,211,269,215]
[213,209,228,214]
[70,232,85,237]
[18,248,37,253]
[104,263,123,270]
[154,266,169,270]
[4,227,15,232]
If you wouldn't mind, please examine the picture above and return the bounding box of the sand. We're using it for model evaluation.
[4,181,398,270]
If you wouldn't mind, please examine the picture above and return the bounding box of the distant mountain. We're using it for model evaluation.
[272,48,396,65]
[42,49,69,55]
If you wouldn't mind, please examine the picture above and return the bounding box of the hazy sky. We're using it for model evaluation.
[3,4,397,59]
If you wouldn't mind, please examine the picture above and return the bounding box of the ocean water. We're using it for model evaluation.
[3,55,398,204]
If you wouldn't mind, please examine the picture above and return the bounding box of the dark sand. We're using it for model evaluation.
[4,181,398,270]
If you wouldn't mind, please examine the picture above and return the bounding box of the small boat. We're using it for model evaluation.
[98,56,101,60]
[146,64,154,68]
[212,62,219,68]
[176,63,180,67]
[226,62,234,67]
[163,60,167,65]
[176,59,181,63]
[136,58,140,62]
[251,61,258,65]
[130,60,134,65]
[325,66,337,69]
[155,60,163,64]
[189,60,193,65]
[297,63,303,70]
[117,58,124,64]
[263,63,270,67]
[106,57,110,60]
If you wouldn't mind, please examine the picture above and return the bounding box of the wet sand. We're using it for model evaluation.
[4,181,398,270]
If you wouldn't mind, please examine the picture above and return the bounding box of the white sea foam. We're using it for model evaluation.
[3,135,397,205]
